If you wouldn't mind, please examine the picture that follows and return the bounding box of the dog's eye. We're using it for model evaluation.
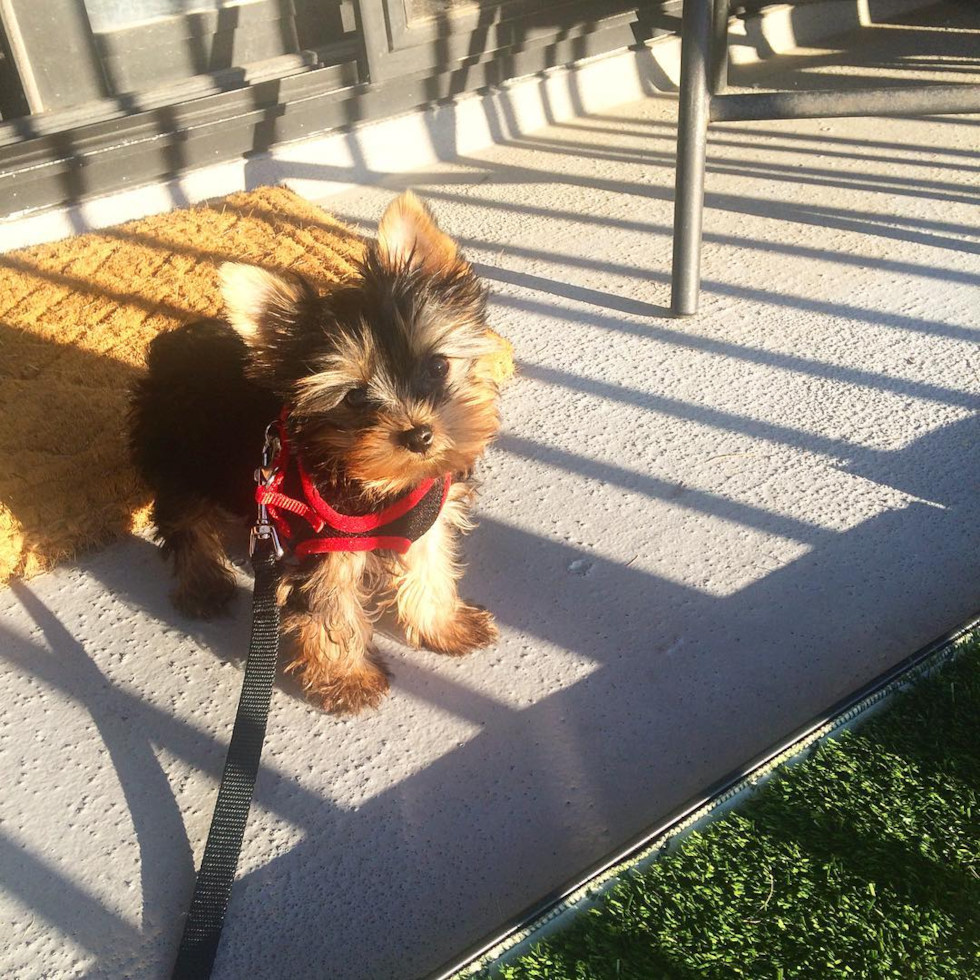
[425,355,450,383]
[344,386,369,408]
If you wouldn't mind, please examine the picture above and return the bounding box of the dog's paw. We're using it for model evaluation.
[419,603,498,657]
[305,661,391,715]
[172,570,237,619]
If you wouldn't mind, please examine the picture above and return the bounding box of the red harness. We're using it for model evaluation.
[255,421,451,558]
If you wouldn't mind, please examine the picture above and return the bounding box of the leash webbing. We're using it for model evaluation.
[171,542,281,979]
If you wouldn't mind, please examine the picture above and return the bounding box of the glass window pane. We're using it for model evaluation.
[407,0,480,22]
[83,0,255,34]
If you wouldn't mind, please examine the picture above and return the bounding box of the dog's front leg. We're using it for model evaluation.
[281,553,389,714]
[393,483,498,656]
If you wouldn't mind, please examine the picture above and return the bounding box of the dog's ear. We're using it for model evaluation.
[219,263,318,390]
[219,263,314,344]
[376,191,459,275]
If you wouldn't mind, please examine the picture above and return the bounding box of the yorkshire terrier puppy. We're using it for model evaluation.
[129,192,506,713]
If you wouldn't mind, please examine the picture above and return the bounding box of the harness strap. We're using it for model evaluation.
[171,539,282,980]
[255,487,324,531]
[257,426,450,553]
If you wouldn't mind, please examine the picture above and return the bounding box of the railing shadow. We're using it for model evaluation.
[4,584,194,959]
[2,273,978,974]
[182,410,980,979]
[2,3,980,976]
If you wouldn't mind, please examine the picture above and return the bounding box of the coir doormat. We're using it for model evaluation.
[0,186,443,583]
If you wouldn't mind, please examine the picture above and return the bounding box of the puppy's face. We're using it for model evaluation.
[221,192,504,497]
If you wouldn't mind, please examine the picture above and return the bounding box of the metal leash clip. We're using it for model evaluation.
[250,420,285,560]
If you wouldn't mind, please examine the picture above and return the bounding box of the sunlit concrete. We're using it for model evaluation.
[1,3,978,978]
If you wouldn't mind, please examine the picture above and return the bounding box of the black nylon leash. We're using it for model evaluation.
[172,426,284,980]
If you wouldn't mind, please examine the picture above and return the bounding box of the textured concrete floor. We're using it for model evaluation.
[2,4,979,978]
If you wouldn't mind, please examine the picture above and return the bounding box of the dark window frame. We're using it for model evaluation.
[0,0,680,221]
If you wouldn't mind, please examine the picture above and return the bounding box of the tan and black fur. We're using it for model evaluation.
[129,192,505,713]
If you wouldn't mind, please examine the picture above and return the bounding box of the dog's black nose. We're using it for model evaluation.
[401,424,433,454]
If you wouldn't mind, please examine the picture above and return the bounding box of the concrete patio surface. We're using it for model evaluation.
[1,3,979,978]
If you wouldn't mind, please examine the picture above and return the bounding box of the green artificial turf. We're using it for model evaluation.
[486,631,980,980]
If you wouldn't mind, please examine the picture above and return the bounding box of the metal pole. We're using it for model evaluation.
[670,0,713,317]
[354,0,391,85]
[710,0,730,95]
[711,83,980,121]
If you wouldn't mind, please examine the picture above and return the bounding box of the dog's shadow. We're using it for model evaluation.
[0,192,366,584]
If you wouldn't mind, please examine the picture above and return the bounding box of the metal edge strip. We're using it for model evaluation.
[428,610,980,979]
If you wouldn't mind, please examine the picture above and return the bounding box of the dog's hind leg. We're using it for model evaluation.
[153,492,239,618]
